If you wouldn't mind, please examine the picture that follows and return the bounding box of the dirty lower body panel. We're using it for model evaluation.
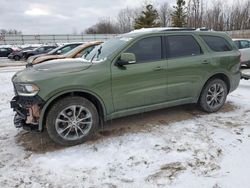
[10,95,44,132]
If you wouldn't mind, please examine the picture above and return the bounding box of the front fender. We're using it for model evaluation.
[38,89,107,131]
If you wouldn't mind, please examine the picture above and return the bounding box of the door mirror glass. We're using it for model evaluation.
[117,53,136,66]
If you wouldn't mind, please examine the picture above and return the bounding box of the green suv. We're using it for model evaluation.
[11,28,241,146]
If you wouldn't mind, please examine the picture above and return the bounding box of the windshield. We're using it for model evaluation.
[24,47,38,52]
[21,47,36,52]
[83,37,132,63]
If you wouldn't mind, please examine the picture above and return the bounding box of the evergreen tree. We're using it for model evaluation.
[134,4,160,29]
[171,0,187,27]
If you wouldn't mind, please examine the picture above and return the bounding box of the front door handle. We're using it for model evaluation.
[153,66,164,71]
[202,60,210,64]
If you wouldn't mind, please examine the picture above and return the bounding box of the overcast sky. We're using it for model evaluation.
[0,0,239,34]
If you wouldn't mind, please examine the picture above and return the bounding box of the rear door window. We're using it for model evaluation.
[201,35,233,52]
[125,37,162,63]
[166,35,202,59]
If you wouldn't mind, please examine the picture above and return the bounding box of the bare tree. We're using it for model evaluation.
[0,29,22,35]
[158,2,172,27]
[85,18,119,34]
[186,0,204,28]
[117,7,138,33]
[84,0,250,34]
[201,0,250,31]
[201,0,225,30]
[228,0,250,30]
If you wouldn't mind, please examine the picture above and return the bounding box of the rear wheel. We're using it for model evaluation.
[199,79,228,113]
[46,96,99,146]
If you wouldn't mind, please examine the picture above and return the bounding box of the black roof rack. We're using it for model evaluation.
[163,28,196,31]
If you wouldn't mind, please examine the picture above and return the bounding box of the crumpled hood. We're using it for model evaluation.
[12,58,92,83]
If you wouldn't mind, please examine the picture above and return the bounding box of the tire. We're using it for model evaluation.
[199,79,228,113]
[46,96,99,146]
[14,55,20,61]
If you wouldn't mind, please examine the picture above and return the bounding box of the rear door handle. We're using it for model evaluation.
[153,66,164,71]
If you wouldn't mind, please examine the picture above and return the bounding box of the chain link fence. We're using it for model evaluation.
[0,34,117,45]
[0,30,249,46]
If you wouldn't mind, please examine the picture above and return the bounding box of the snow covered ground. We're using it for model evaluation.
[0,57,26,67]
[0,66,250,188]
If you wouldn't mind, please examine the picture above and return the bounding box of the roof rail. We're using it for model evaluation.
[196,27,213,31]
[164,27,213,31]
[129,27,213,34]
[163,28,196,31]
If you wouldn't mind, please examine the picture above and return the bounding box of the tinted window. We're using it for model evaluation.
[37,47,45,52]
[240,40,250,49]
[60,46,74,54]
[125,37,162,63]
[166,35,202,58]
[201,35,232,52]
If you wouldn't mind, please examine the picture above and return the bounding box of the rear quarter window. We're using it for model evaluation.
[201,35,233,52]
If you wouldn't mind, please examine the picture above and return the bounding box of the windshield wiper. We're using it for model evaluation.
[96,46,102,58]
[91,46,102,63]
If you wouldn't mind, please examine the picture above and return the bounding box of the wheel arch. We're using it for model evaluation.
[198,73,231,102]
[38,90,107,131]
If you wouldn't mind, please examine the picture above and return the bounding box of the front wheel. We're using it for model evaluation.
[14,55,20,61]
[46,96,99,146]
[199,79,228,113]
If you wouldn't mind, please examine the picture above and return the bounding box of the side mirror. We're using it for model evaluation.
[116,53,136,66]
[56,50,62,54]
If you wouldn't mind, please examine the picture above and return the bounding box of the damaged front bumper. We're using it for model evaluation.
[10,95,44,132]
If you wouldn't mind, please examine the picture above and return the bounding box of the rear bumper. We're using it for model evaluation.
[241,73,250,80]
[241,61,250,66]
[10,96,44,132]
[229,71,241,93]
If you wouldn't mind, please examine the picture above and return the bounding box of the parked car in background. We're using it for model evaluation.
[23,45,57,60]
[28,41,102,65]
[27,42,84,63]
[0,47,13,57]
[11,28,241,146]
[8,46,37,61]
[233,39,250,67]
